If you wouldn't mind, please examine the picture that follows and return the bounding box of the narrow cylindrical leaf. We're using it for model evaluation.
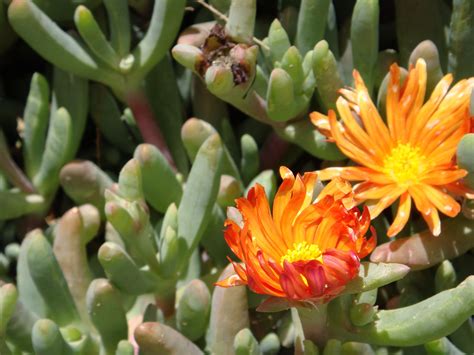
[52,67,89,162]
[53,205,99,323]
[134,144,182,213]
[176,279,211,341]
[200,204,232,267]
[217,175,242,208]
[206,264,250,354]
[435,260,457,293]
[280,46,305,92]
[60,160,114,214]
[74,6,120,70]
[116,340,134,355]
[0,284,18,335]
[145,55,190,174]
[425,337,464,355]
[457,134,474,189]
[181,118,217,162]
[89,84,135,153]
[159,226,186,279]
[0,191,44,220]
[267,19,291,64]
[103,0,131,57]
[266,68,295,122]
[104,196,160,273]
[226,0,256,43]
[350,0,379,93]
[409,40,444,95]
[86,279,128,354]
[342,262,410,294]
[8,0,119,86]
[22,73,50,178]
[234,328,261,355]
[240,134,259,184]
[259,333,280,355]
[6,299,38,352]
[17,231,48,320]
[118,159,143,202]
[32,319,69,355]
[349,303,377,327]
[98,242,156,294]
[160,203,178,240]
[276,120,345,160]
[177,134,224,267]
[324,1,339,58]
[331,276,474,346]
[135,322,204,355]
[131,0,186,83]
[26,231,79,326]
[295,0,330,55]
[33,107,72,198]
[312,40,344,111]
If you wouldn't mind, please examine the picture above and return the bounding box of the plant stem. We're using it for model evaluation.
[0,130,36,193]
[125,91,177,171]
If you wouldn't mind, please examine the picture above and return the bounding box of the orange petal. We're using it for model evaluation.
[328,110,382,171]
[419,184,461,217]
[405,60,427,135]
[387,192,412,237]
[366,186,405,218]
[408,185,441,236]
[355,183,400,201]
[421,169,468,185]
[309,112,334,140]
[353,70,393,152]
[316,177,353,204]
[336,97,385,160]
[215,273,246,287]
[444,181,474,199]
[408,74,453,143]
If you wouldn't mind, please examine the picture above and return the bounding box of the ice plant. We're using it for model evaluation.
[310,59,474,237]
[216,167,376,303]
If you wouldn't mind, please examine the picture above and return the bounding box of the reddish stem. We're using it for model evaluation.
[260,131,290,171]
[125,91,176,171]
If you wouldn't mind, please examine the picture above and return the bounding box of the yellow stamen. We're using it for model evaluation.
[383,143,426,186]
[281,242,323,265]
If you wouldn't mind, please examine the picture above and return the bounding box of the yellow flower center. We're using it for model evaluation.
[383,143,425,186]
[281,242,323,265]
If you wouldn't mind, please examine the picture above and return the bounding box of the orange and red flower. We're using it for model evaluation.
[216,167,376,304]
[310,59,474,237]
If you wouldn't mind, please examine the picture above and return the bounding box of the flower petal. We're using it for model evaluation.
[387,192,412,237]
[409,185,441,236]
[419,184,461,217]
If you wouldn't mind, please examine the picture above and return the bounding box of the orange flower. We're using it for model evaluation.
[216,167,376,304]
[310,59,474,237]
